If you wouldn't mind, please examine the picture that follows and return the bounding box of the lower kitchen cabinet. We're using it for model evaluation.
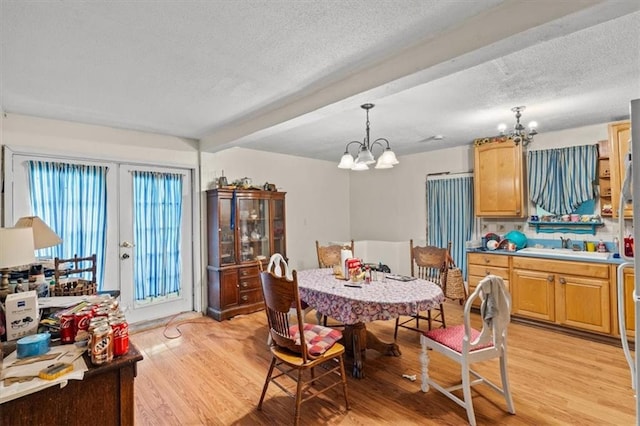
[620,266,635,337]
[511,257,611,334]
[467,252,511,311]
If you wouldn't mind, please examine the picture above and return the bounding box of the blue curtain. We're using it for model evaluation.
[28,161,108,287]
[528,145,598,215]
[426,176,474,279]
[132,171,183,301]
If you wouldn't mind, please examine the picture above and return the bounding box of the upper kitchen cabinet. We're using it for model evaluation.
[609,121,632,219]
[474,137,526,217]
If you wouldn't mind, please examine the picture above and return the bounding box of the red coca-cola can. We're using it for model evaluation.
[111,319,129,356]
[60,312,76,344]
[74,308,94,333]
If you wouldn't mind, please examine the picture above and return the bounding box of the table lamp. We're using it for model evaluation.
[14,216,63,250]
[0,227,36,302]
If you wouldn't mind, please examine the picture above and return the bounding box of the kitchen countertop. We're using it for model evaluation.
[467,248,632,265]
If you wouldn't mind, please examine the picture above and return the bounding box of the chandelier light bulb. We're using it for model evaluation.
[498,123,507,133]
[528,121,538,130]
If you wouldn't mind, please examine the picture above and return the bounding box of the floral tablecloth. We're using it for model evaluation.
[296,268,445,325]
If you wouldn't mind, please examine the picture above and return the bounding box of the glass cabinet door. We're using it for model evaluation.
[272,198,286,257]
[219,197,235,265]
[238,198,270,262]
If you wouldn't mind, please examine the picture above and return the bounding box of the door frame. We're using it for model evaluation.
[2,144,203,320]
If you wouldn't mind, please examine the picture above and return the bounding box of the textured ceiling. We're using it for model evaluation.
[2,1,640,163]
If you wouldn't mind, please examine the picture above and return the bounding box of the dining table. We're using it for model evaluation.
[296,268,445,378]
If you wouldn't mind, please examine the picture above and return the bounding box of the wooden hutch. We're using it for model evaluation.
[206,188,286,321]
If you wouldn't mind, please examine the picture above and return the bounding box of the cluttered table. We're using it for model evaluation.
[1,341,143,426]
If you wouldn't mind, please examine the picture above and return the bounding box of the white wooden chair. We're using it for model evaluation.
[419,274,515,426]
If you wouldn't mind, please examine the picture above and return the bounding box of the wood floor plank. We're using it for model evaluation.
[131,301,636,425]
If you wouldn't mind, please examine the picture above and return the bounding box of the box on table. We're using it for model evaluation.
[5,290,39,341]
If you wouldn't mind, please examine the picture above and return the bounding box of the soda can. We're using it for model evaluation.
[60,312,76,344]
[91,325,113,365]
[74,308,94,333]
[111,319,129,356]
[88,317,109,334]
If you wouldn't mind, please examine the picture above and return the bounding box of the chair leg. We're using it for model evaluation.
[258,357,277,410]
[338,355,351,410]
[500,351,516,414]
[439,303,446,328]
[394,317,400,340]
[426,310,432,330]
[293,369,304,426]
[461,362,477,426]
[315,310,323,325]
[419,335,430,393]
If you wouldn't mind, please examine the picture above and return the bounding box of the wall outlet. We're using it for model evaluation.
[515,224,523,231]
[497,223,506,233]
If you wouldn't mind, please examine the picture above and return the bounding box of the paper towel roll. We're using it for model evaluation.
[341,249,353,274]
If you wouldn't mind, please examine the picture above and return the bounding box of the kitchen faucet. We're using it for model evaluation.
[560,236,571,249]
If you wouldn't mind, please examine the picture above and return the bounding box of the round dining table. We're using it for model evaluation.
[296,268,445,378]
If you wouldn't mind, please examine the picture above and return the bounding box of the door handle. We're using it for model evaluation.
[121,253,130,260]
[121,241,135,248]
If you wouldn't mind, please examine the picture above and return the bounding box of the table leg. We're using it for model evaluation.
[342,322,401,378]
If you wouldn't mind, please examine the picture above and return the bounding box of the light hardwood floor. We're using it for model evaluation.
[131,301,636,425]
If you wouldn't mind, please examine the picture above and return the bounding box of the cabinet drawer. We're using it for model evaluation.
[512,257,608,279]
[239,288,262,305]
[238,266,260,279]
[467,264,509,280]
[238,276,260,290]
[467,253,509,267]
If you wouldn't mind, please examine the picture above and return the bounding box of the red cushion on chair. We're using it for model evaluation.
[423,324,493,353]
[289,323,343,357]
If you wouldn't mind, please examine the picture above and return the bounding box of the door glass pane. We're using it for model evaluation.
[272,198,285,256]
[219,198,235,264]
[238,198,269,262]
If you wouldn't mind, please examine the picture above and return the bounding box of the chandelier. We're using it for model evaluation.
[498,106,538,147]
[337,103,399,171]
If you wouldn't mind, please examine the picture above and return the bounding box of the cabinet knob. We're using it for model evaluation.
[547,275,554,282]
[484,258,490,263]
[559,277,566,285]
[241,281,249,288]
[486,270,491,276]
[241,295,249,301]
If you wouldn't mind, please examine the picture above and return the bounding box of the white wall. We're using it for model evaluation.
[349,144,474,241]
[0,113,199,166]
[201,147,351,271]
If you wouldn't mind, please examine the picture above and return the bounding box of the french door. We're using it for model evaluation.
[118,164,193,324]
[6,150,195,324]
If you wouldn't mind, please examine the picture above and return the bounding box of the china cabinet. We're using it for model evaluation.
[206,188,286,321]
[473,137,526,217]
[609,121,631,218]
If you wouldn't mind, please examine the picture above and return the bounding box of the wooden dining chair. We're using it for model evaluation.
[315,240,354,326]
[419,274,515,426]
[315,240,354,269]
[258,268,350,426]
[394,240,451,340]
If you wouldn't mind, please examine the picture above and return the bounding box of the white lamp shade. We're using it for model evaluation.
[356,147,375,165]
[374,158,393,169]
[378,149,399,166]
[351,162,369,171]
[338,153,355,169]
[0,227,36,269]
[14,216,62,249]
